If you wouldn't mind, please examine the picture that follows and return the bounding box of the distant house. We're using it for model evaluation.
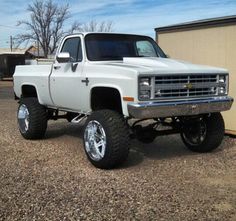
[25,45,45,59]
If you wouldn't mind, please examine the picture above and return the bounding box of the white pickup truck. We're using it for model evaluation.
[14,33,233,169]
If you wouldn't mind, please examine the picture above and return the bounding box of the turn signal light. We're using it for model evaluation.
[123,97,134,102]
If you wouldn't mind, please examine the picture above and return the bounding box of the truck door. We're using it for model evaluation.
[50,36,85,111]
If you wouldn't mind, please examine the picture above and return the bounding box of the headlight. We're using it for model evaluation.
[218,74,228,95]
[139,77,152,100]
[139,77,151,86]
[218,87,226,95]
[219,75,226,83]
[139,90,150,99]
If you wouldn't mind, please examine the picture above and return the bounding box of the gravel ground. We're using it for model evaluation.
[0,81,235,221]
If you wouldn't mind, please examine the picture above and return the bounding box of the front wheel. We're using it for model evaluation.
[180,113,225,152]
[83,110,130,169]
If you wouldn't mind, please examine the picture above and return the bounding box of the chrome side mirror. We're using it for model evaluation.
[56,52,71,63]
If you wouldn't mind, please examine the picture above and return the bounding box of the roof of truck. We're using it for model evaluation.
[63,32,152,41]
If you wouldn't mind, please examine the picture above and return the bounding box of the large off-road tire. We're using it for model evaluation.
[181,113,224,152]
[17,98,47,139]
[83,110,130,169]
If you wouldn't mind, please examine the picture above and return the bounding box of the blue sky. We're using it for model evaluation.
[0,0,236,48]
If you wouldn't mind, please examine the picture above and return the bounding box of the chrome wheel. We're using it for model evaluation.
[84,120,107,161]
[18,104,30,133]
[182,120,207,146]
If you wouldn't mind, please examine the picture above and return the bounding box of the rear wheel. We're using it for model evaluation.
[181,113,225,152]
[17,98,47,139]
[83,110,130,169]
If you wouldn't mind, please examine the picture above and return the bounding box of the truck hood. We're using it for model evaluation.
[107,57,228,74]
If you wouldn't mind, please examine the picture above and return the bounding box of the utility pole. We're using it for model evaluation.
[10,36,13,52]
[37,40,39,57]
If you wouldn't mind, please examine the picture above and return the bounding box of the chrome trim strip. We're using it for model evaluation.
[128,96,234,119]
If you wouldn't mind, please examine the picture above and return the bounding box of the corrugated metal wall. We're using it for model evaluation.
[157,24,236,133]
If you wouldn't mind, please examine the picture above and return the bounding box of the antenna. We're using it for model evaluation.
[10,36,13,52]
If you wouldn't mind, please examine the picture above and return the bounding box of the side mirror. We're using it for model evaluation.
[56,52,71,63]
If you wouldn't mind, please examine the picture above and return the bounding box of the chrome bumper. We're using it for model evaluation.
[128,96,234,119]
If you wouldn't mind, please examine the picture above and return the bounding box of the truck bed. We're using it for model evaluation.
[13,64,54,106]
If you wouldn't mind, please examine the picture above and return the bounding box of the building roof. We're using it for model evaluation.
[155,15,236,33]
[0,46,45,57]
[0,48,26,55]
[26,45,45,57]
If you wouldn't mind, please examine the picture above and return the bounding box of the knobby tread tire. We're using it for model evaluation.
[83,109,130,169]
[18,98,47,139]
[181,113,225,152]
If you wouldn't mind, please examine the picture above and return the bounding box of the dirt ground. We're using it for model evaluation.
[0,81,235,221]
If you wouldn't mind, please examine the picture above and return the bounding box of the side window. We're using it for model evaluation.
[136,41,157,57]
[61,37,82,62]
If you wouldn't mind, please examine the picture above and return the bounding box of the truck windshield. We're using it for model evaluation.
[85,33,166,61]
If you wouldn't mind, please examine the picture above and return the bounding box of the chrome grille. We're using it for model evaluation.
[155,74,218,99]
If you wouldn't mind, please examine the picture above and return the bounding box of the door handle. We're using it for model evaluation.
[53,65,61,70]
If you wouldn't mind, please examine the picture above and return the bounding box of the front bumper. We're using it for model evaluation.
[128,96,234,119]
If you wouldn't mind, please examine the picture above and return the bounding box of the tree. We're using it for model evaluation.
[16,0,80,57]
[16,0,115,58]
[78,20,114,32]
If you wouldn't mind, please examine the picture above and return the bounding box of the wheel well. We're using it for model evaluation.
[91,87,122,114]
[21,85,37,98]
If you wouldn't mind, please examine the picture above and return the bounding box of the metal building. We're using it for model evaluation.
[155,15,236,135]
[0,53,25,79]
[0,46,44,79]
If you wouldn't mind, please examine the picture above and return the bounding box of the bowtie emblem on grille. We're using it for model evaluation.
[184,83,193,89]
